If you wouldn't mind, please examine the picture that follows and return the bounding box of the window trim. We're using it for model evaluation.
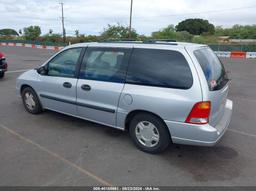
[193,47,229,91]
[125,48,194,90]
[42,47,86,79]
[78,47,132,83]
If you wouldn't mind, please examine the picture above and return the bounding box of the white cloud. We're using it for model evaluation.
[0,0,255,35]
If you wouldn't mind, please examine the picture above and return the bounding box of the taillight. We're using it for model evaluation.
[185,101,211,124]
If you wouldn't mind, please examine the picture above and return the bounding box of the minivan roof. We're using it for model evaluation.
[68,41,207,51]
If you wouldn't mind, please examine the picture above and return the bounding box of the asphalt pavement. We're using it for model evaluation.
[1,46,256,186]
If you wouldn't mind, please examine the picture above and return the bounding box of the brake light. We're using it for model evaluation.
[185,101,211,124]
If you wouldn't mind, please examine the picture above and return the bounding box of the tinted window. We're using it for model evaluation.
[48,48,82,77]
[126,48,193,89]
[80,48,130,83]
[194,48,228,91]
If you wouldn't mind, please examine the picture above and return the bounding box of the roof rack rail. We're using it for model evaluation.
[144,39,177,43]
[98,39,178,45]
[142,39,178,45]
[99,38,141,43]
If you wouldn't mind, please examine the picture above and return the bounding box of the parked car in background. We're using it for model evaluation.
[16,41,233,153]
[0,52,7,78]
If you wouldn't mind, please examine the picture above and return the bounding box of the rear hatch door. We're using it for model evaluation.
[194,48,230,126]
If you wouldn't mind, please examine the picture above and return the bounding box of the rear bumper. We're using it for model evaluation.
[165,99,233,146]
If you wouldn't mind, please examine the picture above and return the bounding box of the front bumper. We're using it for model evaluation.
[165,99,233,146]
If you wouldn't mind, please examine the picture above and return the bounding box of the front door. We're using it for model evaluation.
[38,47,83,115]
[76,47,131,127]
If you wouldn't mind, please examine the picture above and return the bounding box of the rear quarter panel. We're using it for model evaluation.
[116,47,203,129]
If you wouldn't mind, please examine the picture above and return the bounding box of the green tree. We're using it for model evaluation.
[23,26,41,41]
[176,19,215,35]
[214,25,256,39]
[39,33,62,43]
[152,25,177,39]
[75,30,79,38]
[101,24,138,40]
[84,35,99,42]
[176,31,193,42]
[0,28,19,36]
[151,25,193,42]
[18,29,22,35]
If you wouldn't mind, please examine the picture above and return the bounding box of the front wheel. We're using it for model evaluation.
[129,113,171,154]
[21,87,43,114]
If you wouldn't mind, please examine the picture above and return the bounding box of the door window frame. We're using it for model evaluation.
[39,47,86,78]
[125,48,193,89]
[78,47,132,83]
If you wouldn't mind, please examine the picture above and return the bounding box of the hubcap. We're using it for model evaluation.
[135,121,160,147]
[24,92,36,110]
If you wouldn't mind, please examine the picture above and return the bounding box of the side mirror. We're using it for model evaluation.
[36,66,48,75]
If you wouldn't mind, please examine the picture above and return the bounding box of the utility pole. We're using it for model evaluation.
[60,2,66,43]
[128,0,133,39]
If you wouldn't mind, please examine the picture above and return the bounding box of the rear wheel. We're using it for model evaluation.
[0,72,4,78]
[129,113,171,154]
[21,87,43,114]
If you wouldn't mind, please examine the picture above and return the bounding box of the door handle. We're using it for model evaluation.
[81,84,91,91]
[63,82,72,88]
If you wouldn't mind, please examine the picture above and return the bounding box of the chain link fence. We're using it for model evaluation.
[0,40,67,46]
[209,44,256,52]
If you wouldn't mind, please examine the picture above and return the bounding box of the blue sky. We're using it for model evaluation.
[0,0,256,36]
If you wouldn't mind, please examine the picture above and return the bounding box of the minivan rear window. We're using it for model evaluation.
[126,48,193,89]
[194,48,229,91]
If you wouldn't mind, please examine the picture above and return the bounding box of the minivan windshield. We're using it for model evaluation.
[194,48,229,91]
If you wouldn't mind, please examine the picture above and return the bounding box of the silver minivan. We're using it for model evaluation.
[16,42,233,153]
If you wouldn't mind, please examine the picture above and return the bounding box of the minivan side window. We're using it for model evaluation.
[47,48,82,78]
[79,48,130,83]
[194,48,228,91]
[126,48,193,89]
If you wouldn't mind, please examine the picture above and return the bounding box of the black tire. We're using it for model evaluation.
[129,113,171,154]
[0,72,4,78]
[21,87,43,114]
